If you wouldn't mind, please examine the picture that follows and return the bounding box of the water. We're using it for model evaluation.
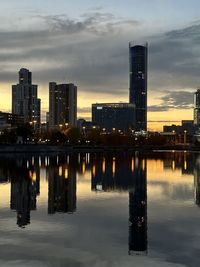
[0,151,199,267]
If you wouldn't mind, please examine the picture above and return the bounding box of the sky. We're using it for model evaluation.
[0,0,200,130]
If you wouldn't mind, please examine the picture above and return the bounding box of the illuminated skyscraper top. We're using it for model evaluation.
[19,68,32,85]
[129,43,148,131]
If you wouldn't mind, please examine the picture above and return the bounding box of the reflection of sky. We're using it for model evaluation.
[0,153,199,266]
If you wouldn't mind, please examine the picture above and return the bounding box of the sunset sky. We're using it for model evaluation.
[0,0,199,130]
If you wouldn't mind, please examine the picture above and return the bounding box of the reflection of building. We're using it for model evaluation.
[49,82,77,128]
[91,154,134,192]
[129,157,147,255]
[48,164,76,214]
[92,103,135,132]
[9,157,40,228]
[10,177,39,228]
[12,68,41,126]
[90,153,147,255]
[194,156,200,206]
[129,43,148,131]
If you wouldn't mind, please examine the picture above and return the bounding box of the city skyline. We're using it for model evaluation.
[0,1,199,130]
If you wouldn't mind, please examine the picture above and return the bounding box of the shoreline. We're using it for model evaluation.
[0,144,199,154]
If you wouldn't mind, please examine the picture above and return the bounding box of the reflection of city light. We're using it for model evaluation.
[45,157,48,167]
[32,157,34,165]
[172,160,175,171]
[59,166,62,176]
[96,184,103,191]
[57,156,59,165]
[112,157,116,177]
[135,157,138,168]
[39,156,41,167]
[184,161,187,170]
[131,158,135,173]
[142,160,145,171]
[29,171,36,181]
[92,165,96,177]
[65,168,68,179]
[85,153,90,164]
[102,158,106,174]
[82,162,86,174]
[67,155,69,164]
[27,160,29,169]
[78,154,80,164]
[32,171,36,181]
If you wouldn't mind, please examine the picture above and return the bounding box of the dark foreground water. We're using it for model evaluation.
[0,151,200,267]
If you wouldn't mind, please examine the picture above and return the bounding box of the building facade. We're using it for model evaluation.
[12,68,41,126]
[0,112,24,129]
[49,82,77,128]
[92,103,135,132]
[194,89,200,130]
[129,43,148,131]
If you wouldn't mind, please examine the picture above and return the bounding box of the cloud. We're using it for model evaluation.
[149,23,200,91]
[0,12,140,97]
[77,107,91,113]
[148,91,194,112]
[0,12,200,116]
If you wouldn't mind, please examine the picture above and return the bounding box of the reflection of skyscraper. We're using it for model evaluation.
[129,43,148,131]
[48,163,76,214]
[10,157,40,228]
[10,178,38,228]
[90,153,148,254]
[129,157,147,255]
[194,156,200,206]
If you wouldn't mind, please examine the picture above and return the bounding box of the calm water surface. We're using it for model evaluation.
[0,152,200,267]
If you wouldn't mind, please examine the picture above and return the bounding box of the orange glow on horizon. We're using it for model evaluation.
[0,82,194,131]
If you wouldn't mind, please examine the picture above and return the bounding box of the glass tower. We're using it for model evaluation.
[129,43,148,131]
[194,89,200,130]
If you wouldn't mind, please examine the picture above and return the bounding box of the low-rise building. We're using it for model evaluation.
[92,103,135,133]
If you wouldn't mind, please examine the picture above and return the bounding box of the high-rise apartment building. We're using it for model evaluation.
[49,82,77,128]
[129,43,148,131]
[12,68,41,126]
[194,89,200,130]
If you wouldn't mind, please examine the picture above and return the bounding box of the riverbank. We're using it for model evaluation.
[0,144,199,153]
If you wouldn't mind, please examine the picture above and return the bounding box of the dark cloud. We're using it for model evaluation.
[0,12,199,113]
[0,12,139,97]
[148,91,194,112]
[148,105,170,112]
[149,23,200,90]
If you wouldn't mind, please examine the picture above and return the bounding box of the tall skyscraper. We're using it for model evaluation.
[49,82,77,128]
[129,43,148,131]
[12,68,41,126]
[194,89,200,130]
